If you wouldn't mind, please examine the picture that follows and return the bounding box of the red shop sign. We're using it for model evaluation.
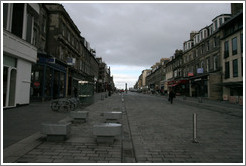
[34,81,40,87]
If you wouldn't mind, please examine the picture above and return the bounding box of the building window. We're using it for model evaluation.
[240,33,243,53]
[43,17,46,34]
[214,37,218,47]
[232,37,237,55]
[219,18,223,27]
[207,41,210,51]
[206,58,210,72]
[225,61,230,79]
[26,13,34,43]
[213,55,218,70]
[224,41,229,58]
[3,3,8,29]
[11,3,24,38]
[233,59,238,77]
[214,20,218,31]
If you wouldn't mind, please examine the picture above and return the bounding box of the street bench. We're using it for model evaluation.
[93,123,122,144]
[103,111,122,123]
[41,122,71,141]
[70,111,88,123]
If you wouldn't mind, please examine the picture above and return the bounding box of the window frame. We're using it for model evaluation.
[224,40,229,58]
[225,61,230,79]
[233,59,238,77]
[232,37,238,55]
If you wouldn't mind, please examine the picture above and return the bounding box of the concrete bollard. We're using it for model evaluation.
[193,113,198,143]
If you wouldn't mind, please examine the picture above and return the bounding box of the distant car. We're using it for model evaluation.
[120,89,124,93]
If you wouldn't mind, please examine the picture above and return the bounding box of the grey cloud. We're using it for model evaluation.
[63,3,230,67]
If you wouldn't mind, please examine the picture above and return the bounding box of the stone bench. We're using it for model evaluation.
[41,122,71,141]
[93,123,122,144]
[103,111,122,123]
[70,111,88,123]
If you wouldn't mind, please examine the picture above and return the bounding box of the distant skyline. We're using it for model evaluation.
[62,2,231,89]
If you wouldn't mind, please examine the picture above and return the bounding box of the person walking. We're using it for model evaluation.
[74,86,78,98]
[169,89,175,104]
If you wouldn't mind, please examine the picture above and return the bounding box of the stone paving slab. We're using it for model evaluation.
[5,94,125,163]
[3,92,244,164]
[125,93,243,163]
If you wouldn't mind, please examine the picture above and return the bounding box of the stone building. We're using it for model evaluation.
[220,8,243,104]
[3,3,40,107]
[96,58,113,92]
[30,3,99,100]
[166,50,189,95]
[182,14,231,99]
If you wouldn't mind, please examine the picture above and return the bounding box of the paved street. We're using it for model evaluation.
[125,93,243,163]
[3,92,243,163]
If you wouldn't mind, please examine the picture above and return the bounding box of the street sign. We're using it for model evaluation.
[47,58,55,63]
[67,58,76,65]
[197,68,204,74]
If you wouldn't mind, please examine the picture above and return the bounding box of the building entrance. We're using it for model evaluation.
[3,66,17,108]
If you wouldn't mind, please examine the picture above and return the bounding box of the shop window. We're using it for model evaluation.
[232,37,237,55]
[233,59,238,77]
[224,41,229,58]
[31,65,43,98]
[225,61,230,79]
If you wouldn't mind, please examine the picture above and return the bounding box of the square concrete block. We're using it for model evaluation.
[93,123,122,136]
[41,123,71,136]
[70,111,88,120]
[103,112,122,120]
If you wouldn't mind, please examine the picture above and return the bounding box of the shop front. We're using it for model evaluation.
[190,76,208,97]
[168,79,189,96]
[30,55,67,101]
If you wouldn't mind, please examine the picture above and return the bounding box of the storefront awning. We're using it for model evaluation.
[168,79,188,86]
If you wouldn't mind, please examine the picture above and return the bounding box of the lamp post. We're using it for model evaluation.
[125,83,127,93]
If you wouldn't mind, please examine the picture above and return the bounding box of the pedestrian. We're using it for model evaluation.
[169,89,175,104]
[74,87,78,98]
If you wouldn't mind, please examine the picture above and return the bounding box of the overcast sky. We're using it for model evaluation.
[62,2,231,89]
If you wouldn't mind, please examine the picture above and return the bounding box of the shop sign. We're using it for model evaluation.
[194,78,202,82]
[47,58,55,64]
[197,68,204,74]
[34,81,40,87]
[67,58,76,65]
[188,72,194,77]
